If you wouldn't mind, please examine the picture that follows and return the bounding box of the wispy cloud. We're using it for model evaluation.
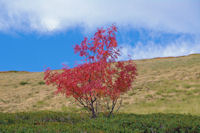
[118,36,200,60]
[0,0,199,34]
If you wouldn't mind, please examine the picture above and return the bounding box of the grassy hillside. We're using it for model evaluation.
[0,54,200,115]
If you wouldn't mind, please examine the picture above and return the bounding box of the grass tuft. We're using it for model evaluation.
[19,81,29,85]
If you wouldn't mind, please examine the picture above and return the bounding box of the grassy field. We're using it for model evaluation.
[0,54,200,115]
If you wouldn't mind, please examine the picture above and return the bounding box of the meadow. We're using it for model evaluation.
[0,54,200,132]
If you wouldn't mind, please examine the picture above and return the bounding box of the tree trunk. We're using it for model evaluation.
[91,107,97,118]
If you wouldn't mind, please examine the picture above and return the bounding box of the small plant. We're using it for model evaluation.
[145,94,153,99]
[183,84,191,89]
[19,81,28,85]
[44,25,137,118]
[38,81,45,85]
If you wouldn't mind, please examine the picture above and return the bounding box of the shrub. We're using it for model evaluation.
[0,112,200,132]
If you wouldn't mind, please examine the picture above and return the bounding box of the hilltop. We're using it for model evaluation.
[0,54,200,115]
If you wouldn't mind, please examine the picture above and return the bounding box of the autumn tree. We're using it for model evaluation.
[44,25,137,118]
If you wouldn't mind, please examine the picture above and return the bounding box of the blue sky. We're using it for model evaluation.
[0,0,200,72]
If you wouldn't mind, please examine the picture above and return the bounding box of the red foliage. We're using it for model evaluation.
[44,25,137,118]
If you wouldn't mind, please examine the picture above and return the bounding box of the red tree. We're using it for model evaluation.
[44,25,137,118]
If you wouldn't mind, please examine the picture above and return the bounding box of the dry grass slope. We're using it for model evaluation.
[0,54,200,115]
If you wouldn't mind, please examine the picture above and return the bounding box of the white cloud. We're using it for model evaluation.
[118,37,200,60]
[0,0,199,59]
[0,0,199,34]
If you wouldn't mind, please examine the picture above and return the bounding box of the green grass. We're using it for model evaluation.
[38,81,45,85]
[19,81,29,85]
[0,111,200,133]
